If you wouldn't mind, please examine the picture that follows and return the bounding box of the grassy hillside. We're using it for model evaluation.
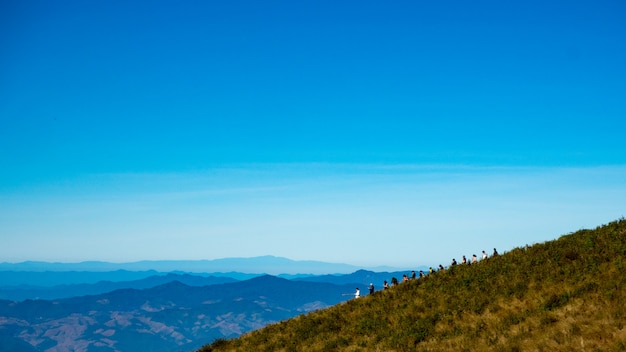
[200,219,626,352]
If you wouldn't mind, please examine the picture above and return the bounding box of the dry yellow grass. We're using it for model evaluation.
[200,219,626,352]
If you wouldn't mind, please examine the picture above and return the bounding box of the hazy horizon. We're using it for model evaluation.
[0,255,424,277]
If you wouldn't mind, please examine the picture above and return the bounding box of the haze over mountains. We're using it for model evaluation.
[0,268,424,302]
[0,255,403,276]
[0,256,421,351]
[0,273,239,301]
[0,256,411,301]
[0,275,363,352]
[0,256,411,300]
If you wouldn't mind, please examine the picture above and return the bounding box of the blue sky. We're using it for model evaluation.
[1,1,625,269]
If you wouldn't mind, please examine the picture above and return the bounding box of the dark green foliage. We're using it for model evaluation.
[203,338,230,351]
[199,219,626,351]
[543,293,570,311]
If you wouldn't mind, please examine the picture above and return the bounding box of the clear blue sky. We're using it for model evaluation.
[1,0,625,269]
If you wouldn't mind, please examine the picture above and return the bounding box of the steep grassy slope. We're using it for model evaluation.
[200,219,626,352]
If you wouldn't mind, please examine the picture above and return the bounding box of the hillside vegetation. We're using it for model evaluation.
[200,219,626,351]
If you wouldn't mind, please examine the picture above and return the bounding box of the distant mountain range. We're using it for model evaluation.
[0,273,238,301]
[0,256,405,275]
[0,256,422,351]
[0,269,259,288]
[0,274,377,352]
[0,269,425,302]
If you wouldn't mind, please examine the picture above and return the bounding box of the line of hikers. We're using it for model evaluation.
[451,248,498,266]
[353,248,499,298]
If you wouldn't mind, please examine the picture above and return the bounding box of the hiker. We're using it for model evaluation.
[429,267,434,274]
[354,288,360,299]
[411,270,416,280]
[403,274,409,282]
[369,283,375,294]
[391,277,399,286]
[438,264,445,271]
[472,254,478,264]
[493,248,499,256]
[482,250,488,260]
[461,255,467,265]
[419,270,424,278]
[383,280,389,289]
[451,258,457,266]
